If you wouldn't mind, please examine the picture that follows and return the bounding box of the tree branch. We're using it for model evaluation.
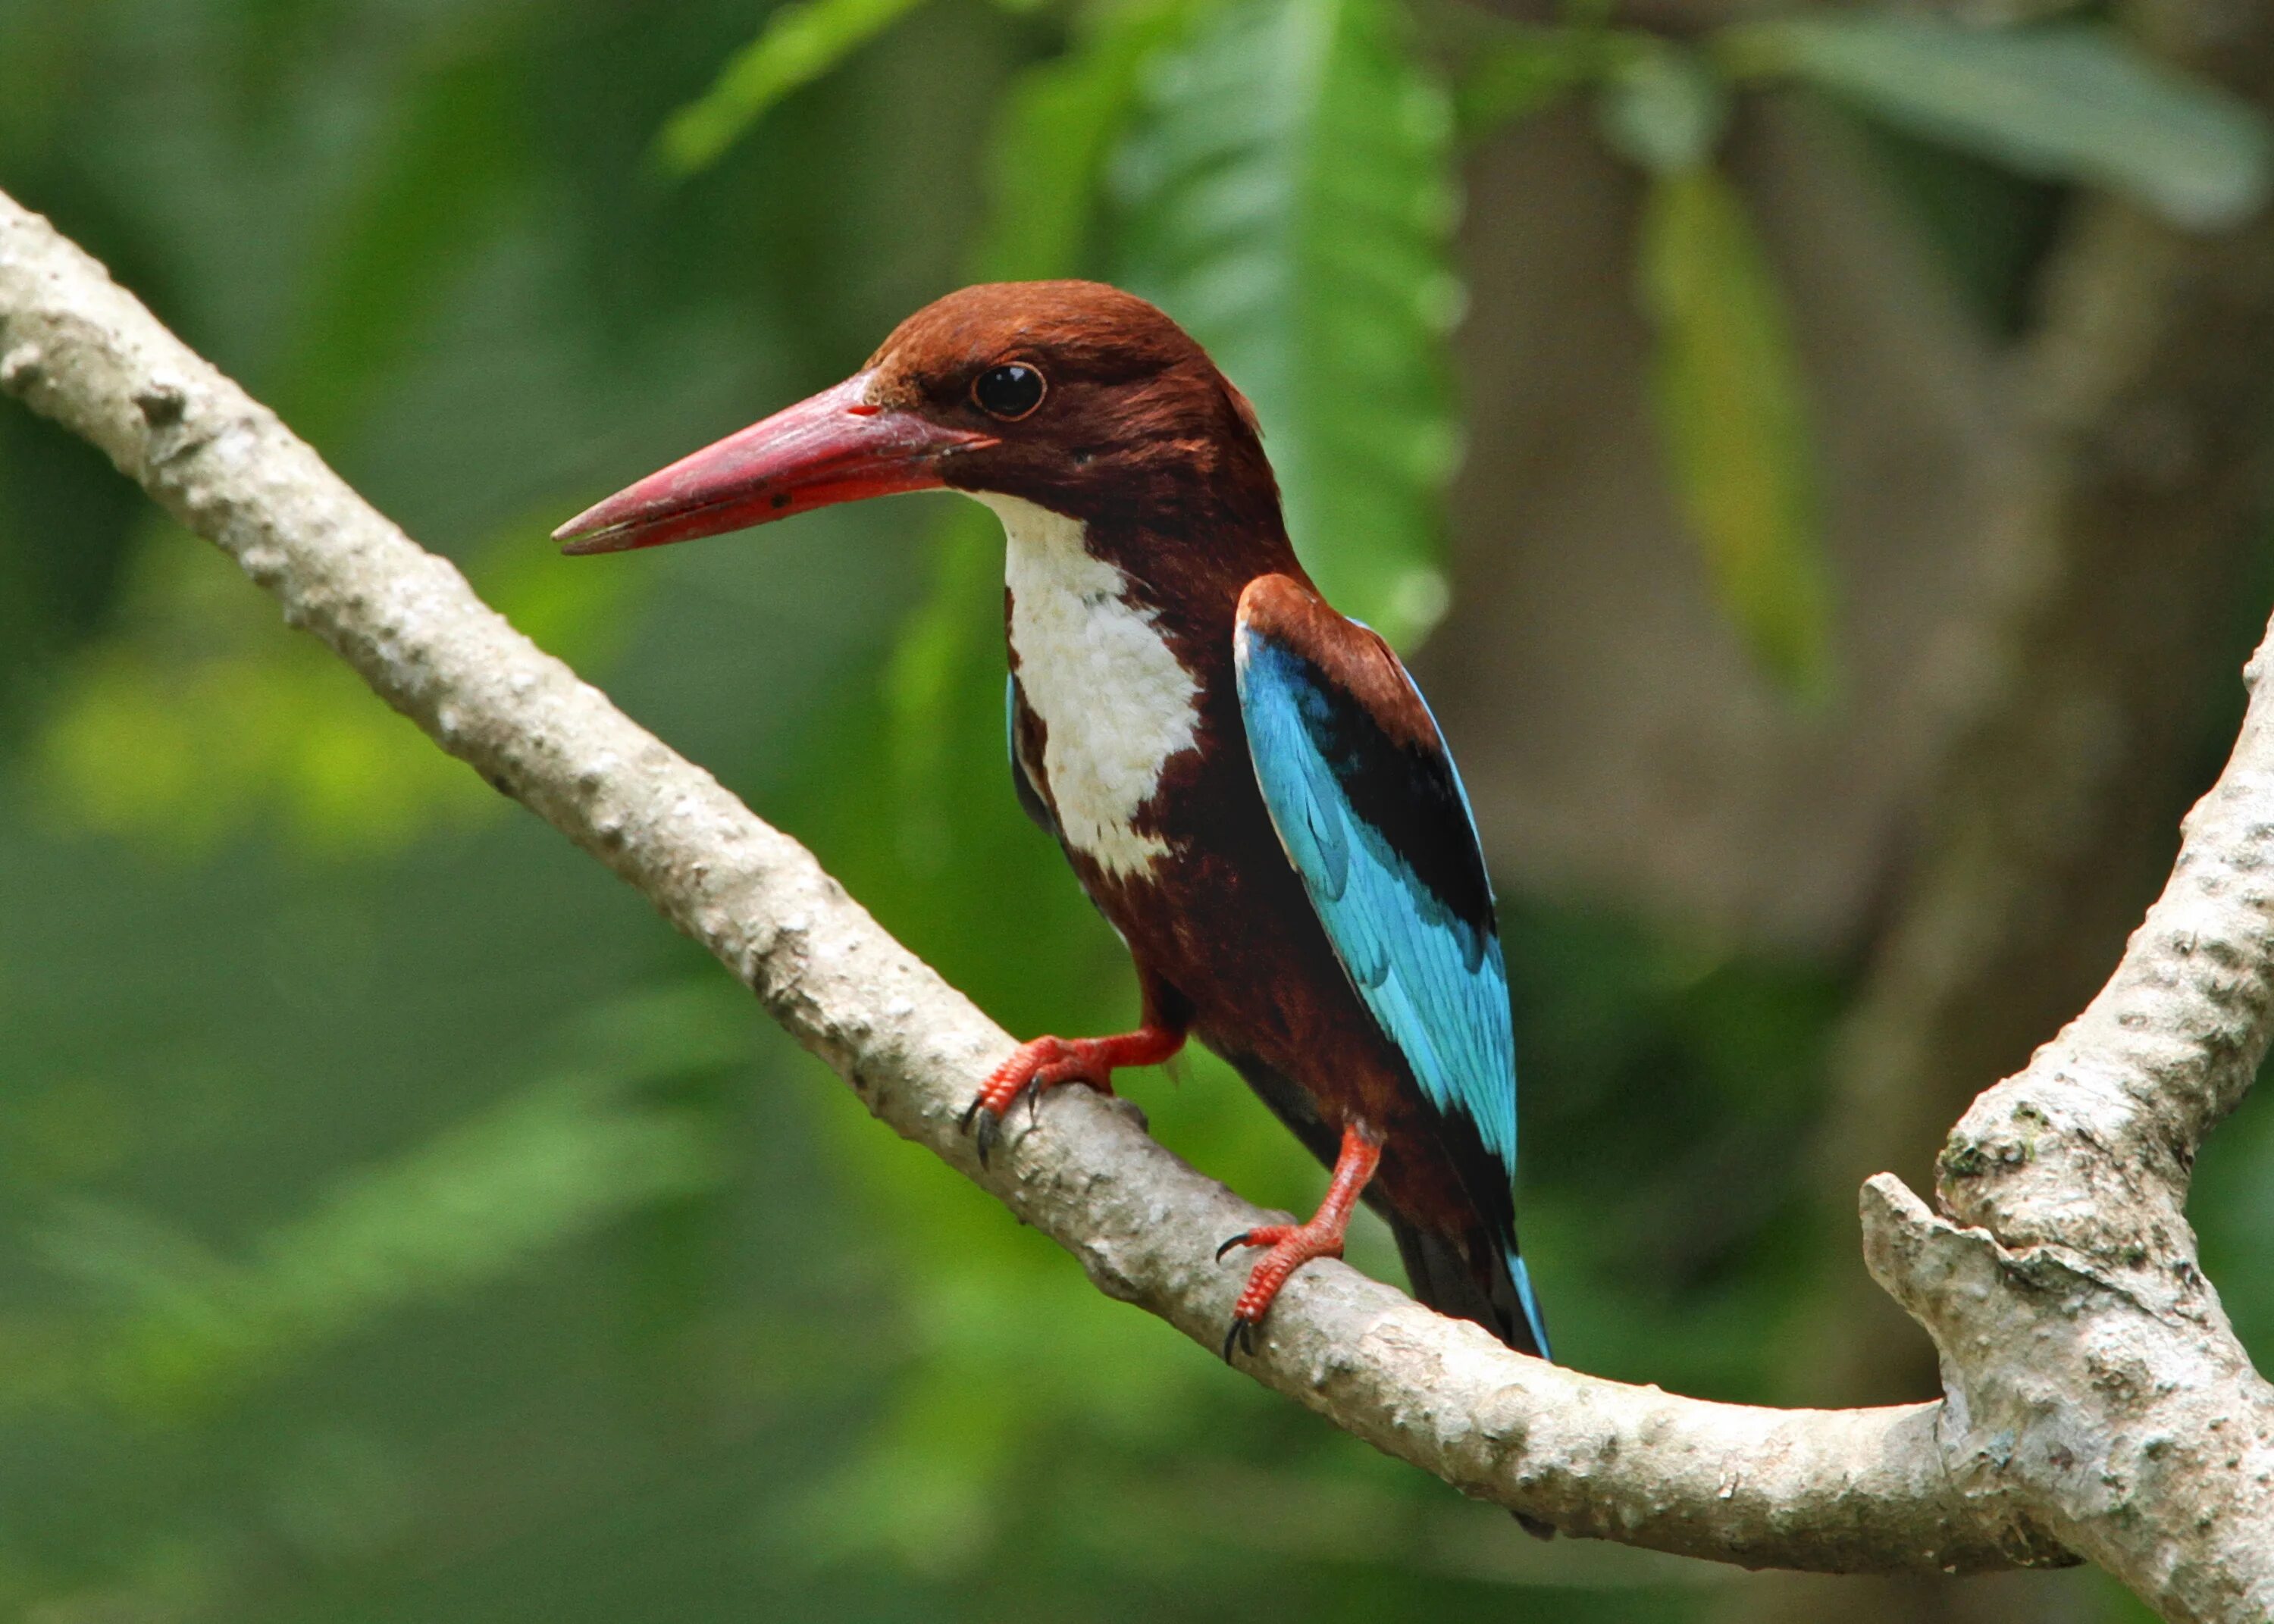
[2,180,2222,1582]
[1856,595,2274,1611]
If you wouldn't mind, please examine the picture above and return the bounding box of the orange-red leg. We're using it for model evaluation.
[959,1023,1184,1166]
[1215,1122,1383,1360]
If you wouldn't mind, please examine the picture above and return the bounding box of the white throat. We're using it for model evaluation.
[973,493,1201,880]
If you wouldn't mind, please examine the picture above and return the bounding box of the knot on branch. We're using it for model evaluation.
[135,376,185,425]
[0,340,42,389]
[1935,1056,2195,1266]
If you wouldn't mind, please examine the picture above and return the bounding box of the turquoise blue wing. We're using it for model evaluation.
[1233,592,1518,1178]
[1235,580,1546,1356]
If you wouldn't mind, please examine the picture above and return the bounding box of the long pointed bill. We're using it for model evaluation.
[553,373,995,555]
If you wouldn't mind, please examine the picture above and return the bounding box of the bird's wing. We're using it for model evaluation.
[1239,576,1549,1358]
[1233,574,1517,1178]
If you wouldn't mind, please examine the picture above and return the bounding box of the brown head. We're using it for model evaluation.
[553,280,1286,556]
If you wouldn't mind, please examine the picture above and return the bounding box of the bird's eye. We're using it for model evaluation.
[972,362,1046,421]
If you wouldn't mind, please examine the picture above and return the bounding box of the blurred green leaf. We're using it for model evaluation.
[40,987,735,1415]
[34,507,637,856]
[558,979,758,1081]
[1597,41,1727,174]
[879,508,1003,873]
[474,505,656,670]
[0,406,142,737]
[1455,26,1599,142]
[273,45,528,446]
[973,0,1201,282]
[1721,16,2272,230]
[1113,0,1462,646]
[658,0,934,174]
[36,531,495,854]
[1638,167,1831,699]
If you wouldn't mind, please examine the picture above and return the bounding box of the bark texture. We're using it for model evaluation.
[3,186,2269,1607]
[1856,624,2274,1612]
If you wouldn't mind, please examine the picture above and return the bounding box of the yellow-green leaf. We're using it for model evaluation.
[1639,167,1831,699]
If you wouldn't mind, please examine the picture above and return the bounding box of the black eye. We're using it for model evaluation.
[972,362,1045,421]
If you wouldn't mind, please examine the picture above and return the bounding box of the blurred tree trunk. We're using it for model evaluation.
[1429,97,2022,958]
[1433,1,2274,1615]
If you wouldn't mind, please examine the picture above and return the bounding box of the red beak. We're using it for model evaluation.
[552,373,996,555]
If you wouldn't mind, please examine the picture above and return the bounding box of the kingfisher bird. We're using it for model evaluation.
[555,282,1550,1364]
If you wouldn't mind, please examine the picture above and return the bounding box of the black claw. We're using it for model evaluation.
[1220,1316,1258,1363]
[1214,1231,1254,1263]
[1026,1080,1044,1128]
[959,1096,982,1135]
[973,1106,1000,1169]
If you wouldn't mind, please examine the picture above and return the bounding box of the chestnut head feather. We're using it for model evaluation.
[866,280,1282,534]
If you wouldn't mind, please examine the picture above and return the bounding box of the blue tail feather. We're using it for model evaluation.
[1507,1253,1551,1363]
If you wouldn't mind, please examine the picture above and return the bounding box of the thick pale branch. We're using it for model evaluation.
[1768,0,2274,1611]
[0,188,2056,1574]
[1855,599,2274,1616]
[1851,156,2274,1607]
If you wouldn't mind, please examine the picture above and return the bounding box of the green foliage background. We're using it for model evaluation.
[1,0,2269,1618]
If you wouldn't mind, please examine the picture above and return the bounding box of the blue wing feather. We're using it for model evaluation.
[1234,624,1518,1175]
[1236,602,1546,1357]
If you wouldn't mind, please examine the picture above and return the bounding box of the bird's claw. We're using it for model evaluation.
[960,1029,1174,1170]
[960,1037,1120,1169]
[1214,1215,1342,1363]
[1216,1228,1269,1358]
[963,1075,1050,1168]
[966,1084,1033,1169]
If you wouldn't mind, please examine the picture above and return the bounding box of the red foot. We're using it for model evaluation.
[960,1025,1182,1166]
[1217,1123,1383,1360]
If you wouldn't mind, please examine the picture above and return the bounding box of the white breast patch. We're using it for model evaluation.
[973,493,1201,879]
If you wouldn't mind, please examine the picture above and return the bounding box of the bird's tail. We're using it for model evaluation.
[1387,1219,1551,1363]
[1393,1222,1558,1540]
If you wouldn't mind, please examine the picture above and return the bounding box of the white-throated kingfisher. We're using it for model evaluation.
[555,283,1550,1364]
